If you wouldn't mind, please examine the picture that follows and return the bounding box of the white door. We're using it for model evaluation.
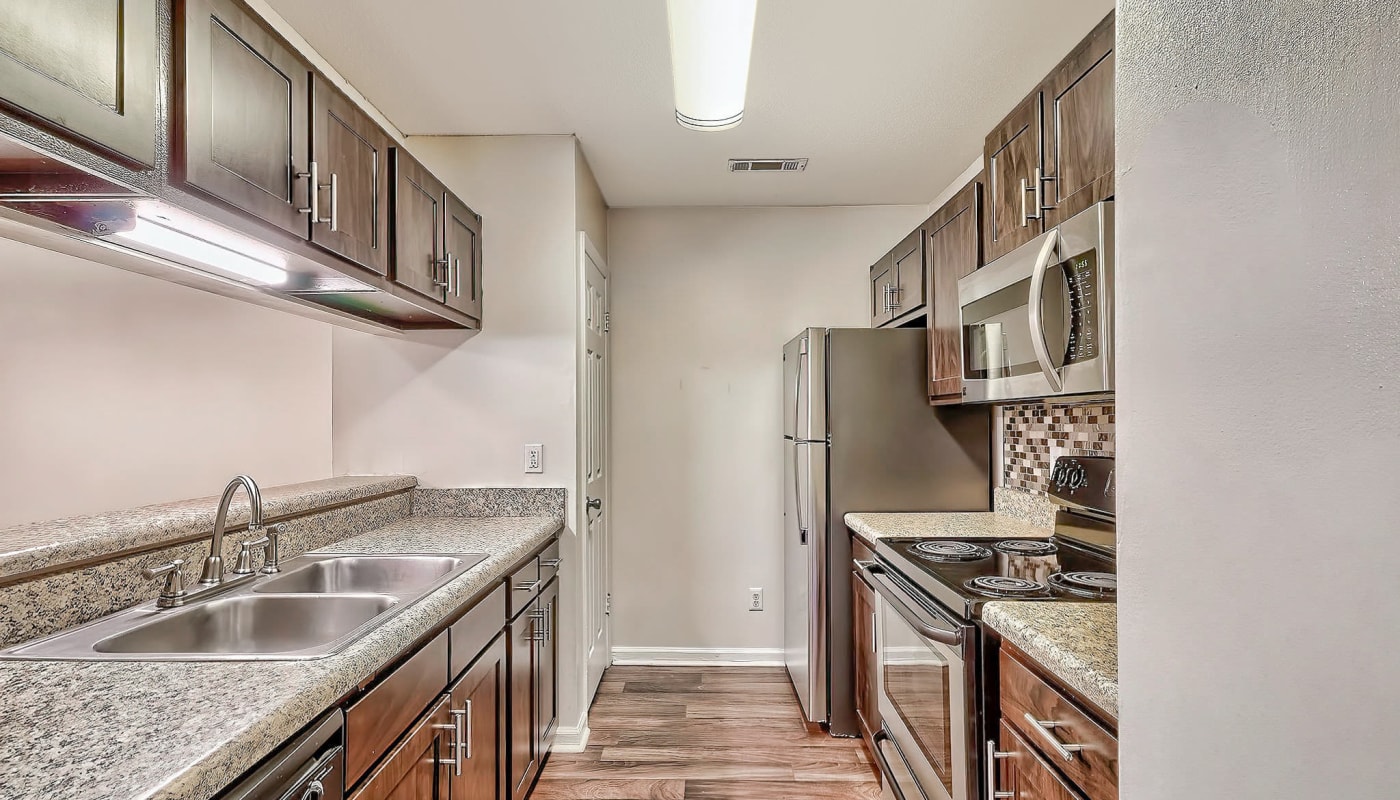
[580,233,611,701]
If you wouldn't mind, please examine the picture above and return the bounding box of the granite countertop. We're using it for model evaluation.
[0,514,562,800]
[0,476,417,582]
[982,601,1118,720]
[845,511,1054,543]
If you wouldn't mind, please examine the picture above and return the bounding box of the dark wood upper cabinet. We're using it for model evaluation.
[443,191,484,322]
[0,0,158,166]
[927,178,982,404]
[984,91,1044,263]
[450,634,507,800]
[177,0,312,237]
[1041,12,1115,229]
[869,252,895,328]
[310,76,393,275]
[391,148,448,302]
[890,228,926,324]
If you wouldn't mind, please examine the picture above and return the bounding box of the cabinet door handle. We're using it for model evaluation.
[985,740,1014,799]
[432,256,450,289]
[1022,713,1085,761]
[452,704,471,765]
[516,580,540,592]
[326,171,338,231]
[297,161,320,222]
[888,284,901,311]
[1021,174,1042,225]
[540,557,562,568]
[433,715,463,775]
[1038,167,1057,213]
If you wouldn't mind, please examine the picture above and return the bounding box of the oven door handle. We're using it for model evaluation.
[862,564,964,646]
[872,727,928,800]
[1028,227,1064,393]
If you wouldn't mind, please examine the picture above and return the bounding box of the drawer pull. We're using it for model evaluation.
[1023,713,1085,761]
[515,580,540,592]
[540,558,562,568]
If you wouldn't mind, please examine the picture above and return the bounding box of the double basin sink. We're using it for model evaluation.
[1,553,486,661]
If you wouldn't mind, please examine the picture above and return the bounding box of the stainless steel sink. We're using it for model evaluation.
[92,594,397,656]
[0,551,487,661]
[256,555,468,595]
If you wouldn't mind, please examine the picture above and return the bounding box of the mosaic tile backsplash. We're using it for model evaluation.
[1003,402,1115,494]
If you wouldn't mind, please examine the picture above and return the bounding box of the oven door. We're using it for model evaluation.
[862,564,972,800]
[958,201,1113,403]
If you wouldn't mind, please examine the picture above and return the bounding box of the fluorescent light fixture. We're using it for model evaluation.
[116,216,289,286]
[666,0,758,131]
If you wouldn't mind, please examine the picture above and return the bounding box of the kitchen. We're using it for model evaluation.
[0,2,1396,800]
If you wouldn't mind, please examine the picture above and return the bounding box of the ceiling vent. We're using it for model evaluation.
[728,158,808,173]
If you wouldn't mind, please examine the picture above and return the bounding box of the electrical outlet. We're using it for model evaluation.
[524,444,544,474]
[748,588,764,611]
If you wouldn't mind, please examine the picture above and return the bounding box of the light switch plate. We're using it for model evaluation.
[524,444,544,473]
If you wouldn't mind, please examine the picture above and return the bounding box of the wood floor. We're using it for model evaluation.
[533,666,882,800]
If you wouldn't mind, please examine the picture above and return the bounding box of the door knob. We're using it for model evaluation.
[587,498,602,511]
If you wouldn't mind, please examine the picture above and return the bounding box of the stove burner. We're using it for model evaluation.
[964,576,1047,597]
[993,540,1059,556]
[1049,571,1117,598]
[911,541,993,563]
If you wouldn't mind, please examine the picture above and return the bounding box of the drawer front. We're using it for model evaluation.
[507,557,541,617]
[538,540,562,586]
[997,720,1086,800]
[852,534,875,564]
[1000,649,1118,800]
[451,583,506,679]
[346,631,450,786]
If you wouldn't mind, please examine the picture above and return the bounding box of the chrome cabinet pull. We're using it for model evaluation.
[1021,173,1043,225]
[327,171,338,231]
[1038,168,1057,213]
[448,706,468,774]
[888,284,901,311]
[870,611,877,653]
[540,557,562,568]
[432,255,450,290]
[434,712,463,773]
[1022,713,1085,761]
[985,739,1014,799]
[459,700,473,761]
[515,580,540,592]
[296,162,320,222]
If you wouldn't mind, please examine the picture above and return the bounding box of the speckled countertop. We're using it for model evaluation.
[0,514,562,800]
[0,476,416,581]
[845,511,1054,543]
[982,602,1118,720]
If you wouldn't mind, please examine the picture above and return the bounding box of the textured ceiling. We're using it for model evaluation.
[263,0,1114,207]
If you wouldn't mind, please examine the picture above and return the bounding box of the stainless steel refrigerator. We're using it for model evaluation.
[783,327,991,735]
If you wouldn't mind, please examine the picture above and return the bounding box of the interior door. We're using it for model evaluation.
[581,234,611,702]
[0,0,158,165]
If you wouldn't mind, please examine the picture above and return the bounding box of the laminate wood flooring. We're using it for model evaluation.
[533,666,882,800]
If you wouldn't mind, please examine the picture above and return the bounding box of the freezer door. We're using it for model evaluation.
[784,437,828,724]
[783,329,826,442]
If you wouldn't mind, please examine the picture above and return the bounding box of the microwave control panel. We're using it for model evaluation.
[1062,249,1099,364]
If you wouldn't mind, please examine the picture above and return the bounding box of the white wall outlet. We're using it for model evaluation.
[524,444,544,474]
[748,588,764,611]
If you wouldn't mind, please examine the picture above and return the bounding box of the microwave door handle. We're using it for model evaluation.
[1028,228,1064,393]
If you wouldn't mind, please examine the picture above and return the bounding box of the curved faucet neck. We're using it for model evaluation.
[202,475,263,585]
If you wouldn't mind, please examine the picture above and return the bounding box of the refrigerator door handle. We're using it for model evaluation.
[793,441,808,544]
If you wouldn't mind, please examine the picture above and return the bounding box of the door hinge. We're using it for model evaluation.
[605,592,612,615]
[603,312,611,333]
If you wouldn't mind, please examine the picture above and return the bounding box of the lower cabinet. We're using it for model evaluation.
[996,720,1086,800]
[510,576,560,800]
[348,696,455,800]
[851,536,880,744]
[449,634,508,800]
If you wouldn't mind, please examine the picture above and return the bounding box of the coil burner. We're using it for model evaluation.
[910,541,993,563]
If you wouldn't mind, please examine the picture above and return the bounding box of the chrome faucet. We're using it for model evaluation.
[200,475,264,585]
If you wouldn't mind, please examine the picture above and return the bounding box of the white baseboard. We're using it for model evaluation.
[551,711,591,753]
[610,646,785,667]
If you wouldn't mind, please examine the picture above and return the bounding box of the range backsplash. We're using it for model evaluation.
[1002,402,1116,494]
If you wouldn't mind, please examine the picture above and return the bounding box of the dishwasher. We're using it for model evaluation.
[219,711,345,800]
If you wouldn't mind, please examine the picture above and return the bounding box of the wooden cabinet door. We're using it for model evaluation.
[535,580,559,757]
[507,603,538,800]
[890,228,925,322]
[1042,12,1115,229]
[179,0,311,237]
[869,253,895,328]
[443,191,483,321]
[984,91,1044,263]
[349,696,453,800]
[392,149,448,302]
[310,75,393,274]
[851,570,880,742]
[927,179,982,404]
[449,635,507,800]
[0,0,157,165]
[997,720,1087,800]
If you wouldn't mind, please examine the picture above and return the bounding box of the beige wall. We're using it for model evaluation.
[0,237,332,528]
[575,142,608,256]
[606,204,930,653]
[1117,1,1400,797]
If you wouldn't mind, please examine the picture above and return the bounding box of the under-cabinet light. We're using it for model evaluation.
[666,0,758,131]
[116,217,289,286]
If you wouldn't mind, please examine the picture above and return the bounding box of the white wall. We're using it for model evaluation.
[607,205,930,652]
[0,237,332,527]
[1116,2,1400,797]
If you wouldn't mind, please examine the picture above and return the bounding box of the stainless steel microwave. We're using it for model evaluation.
[958,201,1114,403]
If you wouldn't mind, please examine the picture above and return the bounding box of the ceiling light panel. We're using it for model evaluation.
[666,0,758,131]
